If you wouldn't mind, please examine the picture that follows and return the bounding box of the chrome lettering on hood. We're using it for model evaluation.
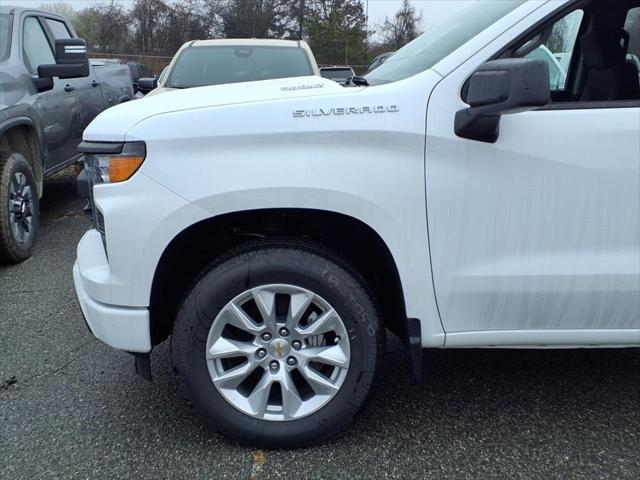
[281,84,325,92]
[293,106,399,118]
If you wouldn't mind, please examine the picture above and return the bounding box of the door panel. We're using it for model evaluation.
[426,87,640,332]
[22,16,78,169]
[42,16,104,133]
[34,81,78,169]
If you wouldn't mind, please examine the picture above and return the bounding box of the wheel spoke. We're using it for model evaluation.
[212,362,254,390]
[287,291,314,329]
[299,365,340,395]
[221,302,263,334]
[301,368,340,396]
[22,185,32,201]
[251,288,276,326]
[296,308,340,336]
[10,217,20,240]
[247,371,273,417]
[297,344,349,368]
[281,372,303,419]
[207,336,256,360]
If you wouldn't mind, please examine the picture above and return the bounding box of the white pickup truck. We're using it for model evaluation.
[74,0,640,447]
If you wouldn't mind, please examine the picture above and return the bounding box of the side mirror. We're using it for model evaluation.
[37,39,90,80]
[137,77,158,95]
[32,76,54,92]
[454,58,550,143]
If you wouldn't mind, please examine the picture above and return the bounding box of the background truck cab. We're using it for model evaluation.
[0,6,134,264]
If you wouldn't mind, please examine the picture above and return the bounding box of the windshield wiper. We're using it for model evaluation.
[345,76,369,87]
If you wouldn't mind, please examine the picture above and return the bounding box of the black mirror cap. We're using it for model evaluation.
[37,39,90,80]
[455,58,551,143]
[54,38,89,64]
[137,77,158,94]
[467,58,550,114]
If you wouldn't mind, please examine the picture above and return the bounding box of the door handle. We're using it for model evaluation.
[91,80,100,87]
[64,84,75,92]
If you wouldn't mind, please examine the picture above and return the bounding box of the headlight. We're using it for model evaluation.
[88,142,146,184]
[77,141,146,257]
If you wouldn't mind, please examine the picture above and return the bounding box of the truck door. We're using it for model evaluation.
[22,16,77,170]
[425,6,640,339]
[41,16,103,136]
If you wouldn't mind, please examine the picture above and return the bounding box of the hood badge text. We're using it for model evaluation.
[293,105,399,118]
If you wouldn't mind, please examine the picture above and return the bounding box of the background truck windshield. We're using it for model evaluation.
[0,14,11,62]
[321,68,354,80]
[167,45,313,88]
[365,0,526,84]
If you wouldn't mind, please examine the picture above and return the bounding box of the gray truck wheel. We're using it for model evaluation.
[171,241,382,447]
[0,151,39,264]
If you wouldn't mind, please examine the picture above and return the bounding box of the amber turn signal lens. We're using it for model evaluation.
[108,156,144,183]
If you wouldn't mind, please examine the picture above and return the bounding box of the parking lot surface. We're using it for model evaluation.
[1,170,639,479]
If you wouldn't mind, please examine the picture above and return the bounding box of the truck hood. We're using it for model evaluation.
[84,76,350,142]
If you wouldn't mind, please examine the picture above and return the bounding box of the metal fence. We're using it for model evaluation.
[90,52,173,76]
[92,52,368,77]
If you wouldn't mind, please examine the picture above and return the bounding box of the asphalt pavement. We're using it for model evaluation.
[1,169,639,479]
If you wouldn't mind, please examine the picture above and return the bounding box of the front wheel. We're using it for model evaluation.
[0,151,39,264]
[171,242,382,447]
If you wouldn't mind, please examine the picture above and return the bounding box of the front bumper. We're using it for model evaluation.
[73,230,151,353]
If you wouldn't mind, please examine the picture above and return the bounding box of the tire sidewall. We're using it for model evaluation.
[0,152,39,263]
[172,246,380,446]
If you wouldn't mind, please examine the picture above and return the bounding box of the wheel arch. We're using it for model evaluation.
[0,118,45,197]
[149,208,408,347]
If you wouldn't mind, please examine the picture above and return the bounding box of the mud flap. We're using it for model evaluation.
[133,352,152,381]
[407,318,422,381]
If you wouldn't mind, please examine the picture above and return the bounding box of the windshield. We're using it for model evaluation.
[365,0,526,84]
[167,45,314,88]
[321,68,353,80]
[0,14,11,63]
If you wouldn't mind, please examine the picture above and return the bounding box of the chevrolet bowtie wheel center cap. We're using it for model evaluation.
[268,339,290,359]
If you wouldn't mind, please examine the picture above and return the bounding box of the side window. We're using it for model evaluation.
[45,18,71,39]
[522,10,584,91]
[23,17,54,73]
[625,7,640,74]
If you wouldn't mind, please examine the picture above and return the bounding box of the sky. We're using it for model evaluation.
[9,0,468,29]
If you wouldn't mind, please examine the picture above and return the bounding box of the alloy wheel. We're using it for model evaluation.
[205,284,351,421]
[8,172,34,245]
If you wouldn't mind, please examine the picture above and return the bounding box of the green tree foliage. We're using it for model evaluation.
[218,0,295,39]
[65,0,372,68]
[305,0,366,66]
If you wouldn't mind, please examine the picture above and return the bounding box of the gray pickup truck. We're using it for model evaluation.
[0,6,134,264]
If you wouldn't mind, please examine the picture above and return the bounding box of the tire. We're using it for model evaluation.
[0,151,39,264]
[171,240,382,448]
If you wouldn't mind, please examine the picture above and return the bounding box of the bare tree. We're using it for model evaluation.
[39,2,76,20]
[378,0,422,51]
[130,0,173,55]
[166,0,220,47]
[74,1,132,53]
